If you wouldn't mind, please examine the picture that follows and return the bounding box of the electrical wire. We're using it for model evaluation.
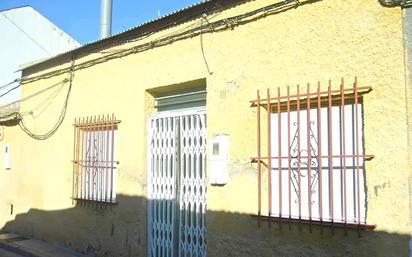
[200,15,213,75]
[100,2,224,54]
[0,78,68,110]
[11,81,66,118]
[1,0,304,138]
[21,0,303,84]
[0,78,20,92]
[0,59,73,140]
[31,82,66,118]
[16,59,75,140]
[0,84,21,99]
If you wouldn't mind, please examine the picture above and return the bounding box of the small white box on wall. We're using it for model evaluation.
[209,134,229,185]
[4,144,11,170]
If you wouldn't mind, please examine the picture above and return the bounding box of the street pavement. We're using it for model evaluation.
[0,248,24,257]
[0,232,91,257]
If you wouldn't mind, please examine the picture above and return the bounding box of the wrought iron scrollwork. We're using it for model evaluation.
[289,121,319,204]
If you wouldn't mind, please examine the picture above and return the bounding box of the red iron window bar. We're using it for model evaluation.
[72,114,120,204]
[251,77,375,230]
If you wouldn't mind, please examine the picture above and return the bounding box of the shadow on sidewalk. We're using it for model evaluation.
[1,194,410,257]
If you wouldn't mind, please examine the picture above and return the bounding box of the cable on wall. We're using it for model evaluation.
[0,78,69,110]
[16,58,75,140]
[200,14,213,75]
[0,0,308,138]
[21,0,304,83]
[0,58,74,140]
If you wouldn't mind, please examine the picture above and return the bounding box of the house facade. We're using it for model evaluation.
[0,0,411,257]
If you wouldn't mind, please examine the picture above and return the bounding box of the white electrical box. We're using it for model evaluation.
[209,134,229,185]
[4,144,11,170]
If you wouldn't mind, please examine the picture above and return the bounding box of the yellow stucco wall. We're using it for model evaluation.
[0,0,410,256]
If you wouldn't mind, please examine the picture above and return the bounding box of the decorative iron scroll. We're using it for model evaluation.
[290,121,319,204]
[72,114,120,204]
[251,77,375,231]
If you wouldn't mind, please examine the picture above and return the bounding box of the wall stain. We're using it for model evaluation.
[374,181,391,197]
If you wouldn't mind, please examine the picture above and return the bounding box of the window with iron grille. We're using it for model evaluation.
[251,78,375,229]
[72,114,120,204]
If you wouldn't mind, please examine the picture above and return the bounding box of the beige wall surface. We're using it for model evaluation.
[403,5,412,248]
[0,0,410,256]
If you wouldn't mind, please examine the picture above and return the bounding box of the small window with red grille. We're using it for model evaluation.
[72,114,120,204]
[251,77,375,230]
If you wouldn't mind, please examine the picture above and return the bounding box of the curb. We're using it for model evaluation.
[0,239,40,257]
[0,232,92,257]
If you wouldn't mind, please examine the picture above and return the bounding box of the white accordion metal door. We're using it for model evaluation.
[148,110,207,257]
[178,112,207,257]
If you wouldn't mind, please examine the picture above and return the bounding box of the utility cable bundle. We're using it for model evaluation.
[0,60,75,140]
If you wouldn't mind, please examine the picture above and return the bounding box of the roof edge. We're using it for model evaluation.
[0,5,32,13]
[1,5,81,46]
[21,0,247,72]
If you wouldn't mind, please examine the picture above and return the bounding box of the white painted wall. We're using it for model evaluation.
[0,6,80,104]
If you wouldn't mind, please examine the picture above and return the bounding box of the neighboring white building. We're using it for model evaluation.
[0,6,80,107]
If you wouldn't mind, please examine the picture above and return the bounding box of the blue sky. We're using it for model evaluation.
[0,0,201,44]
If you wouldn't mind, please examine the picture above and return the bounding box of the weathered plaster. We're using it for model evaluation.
[0,0,409,256]
[402,5,412,257]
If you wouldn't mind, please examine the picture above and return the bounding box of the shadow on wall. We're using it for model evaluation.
[1,194,410,257]
[2,194,148,257]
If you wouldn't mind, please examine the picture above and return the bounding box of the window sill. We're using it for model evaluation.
[251,214,376,230]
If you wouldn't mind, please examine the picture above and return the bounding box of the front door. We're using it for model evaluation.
[148,110,207,257]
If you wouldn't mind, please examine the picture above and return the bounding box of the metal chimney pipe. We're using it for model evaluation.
[100,0,112,38]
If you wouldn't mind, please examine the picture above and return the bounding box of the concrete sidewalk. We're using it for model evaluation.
[0,232,91,257]
[0,247,24,257]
